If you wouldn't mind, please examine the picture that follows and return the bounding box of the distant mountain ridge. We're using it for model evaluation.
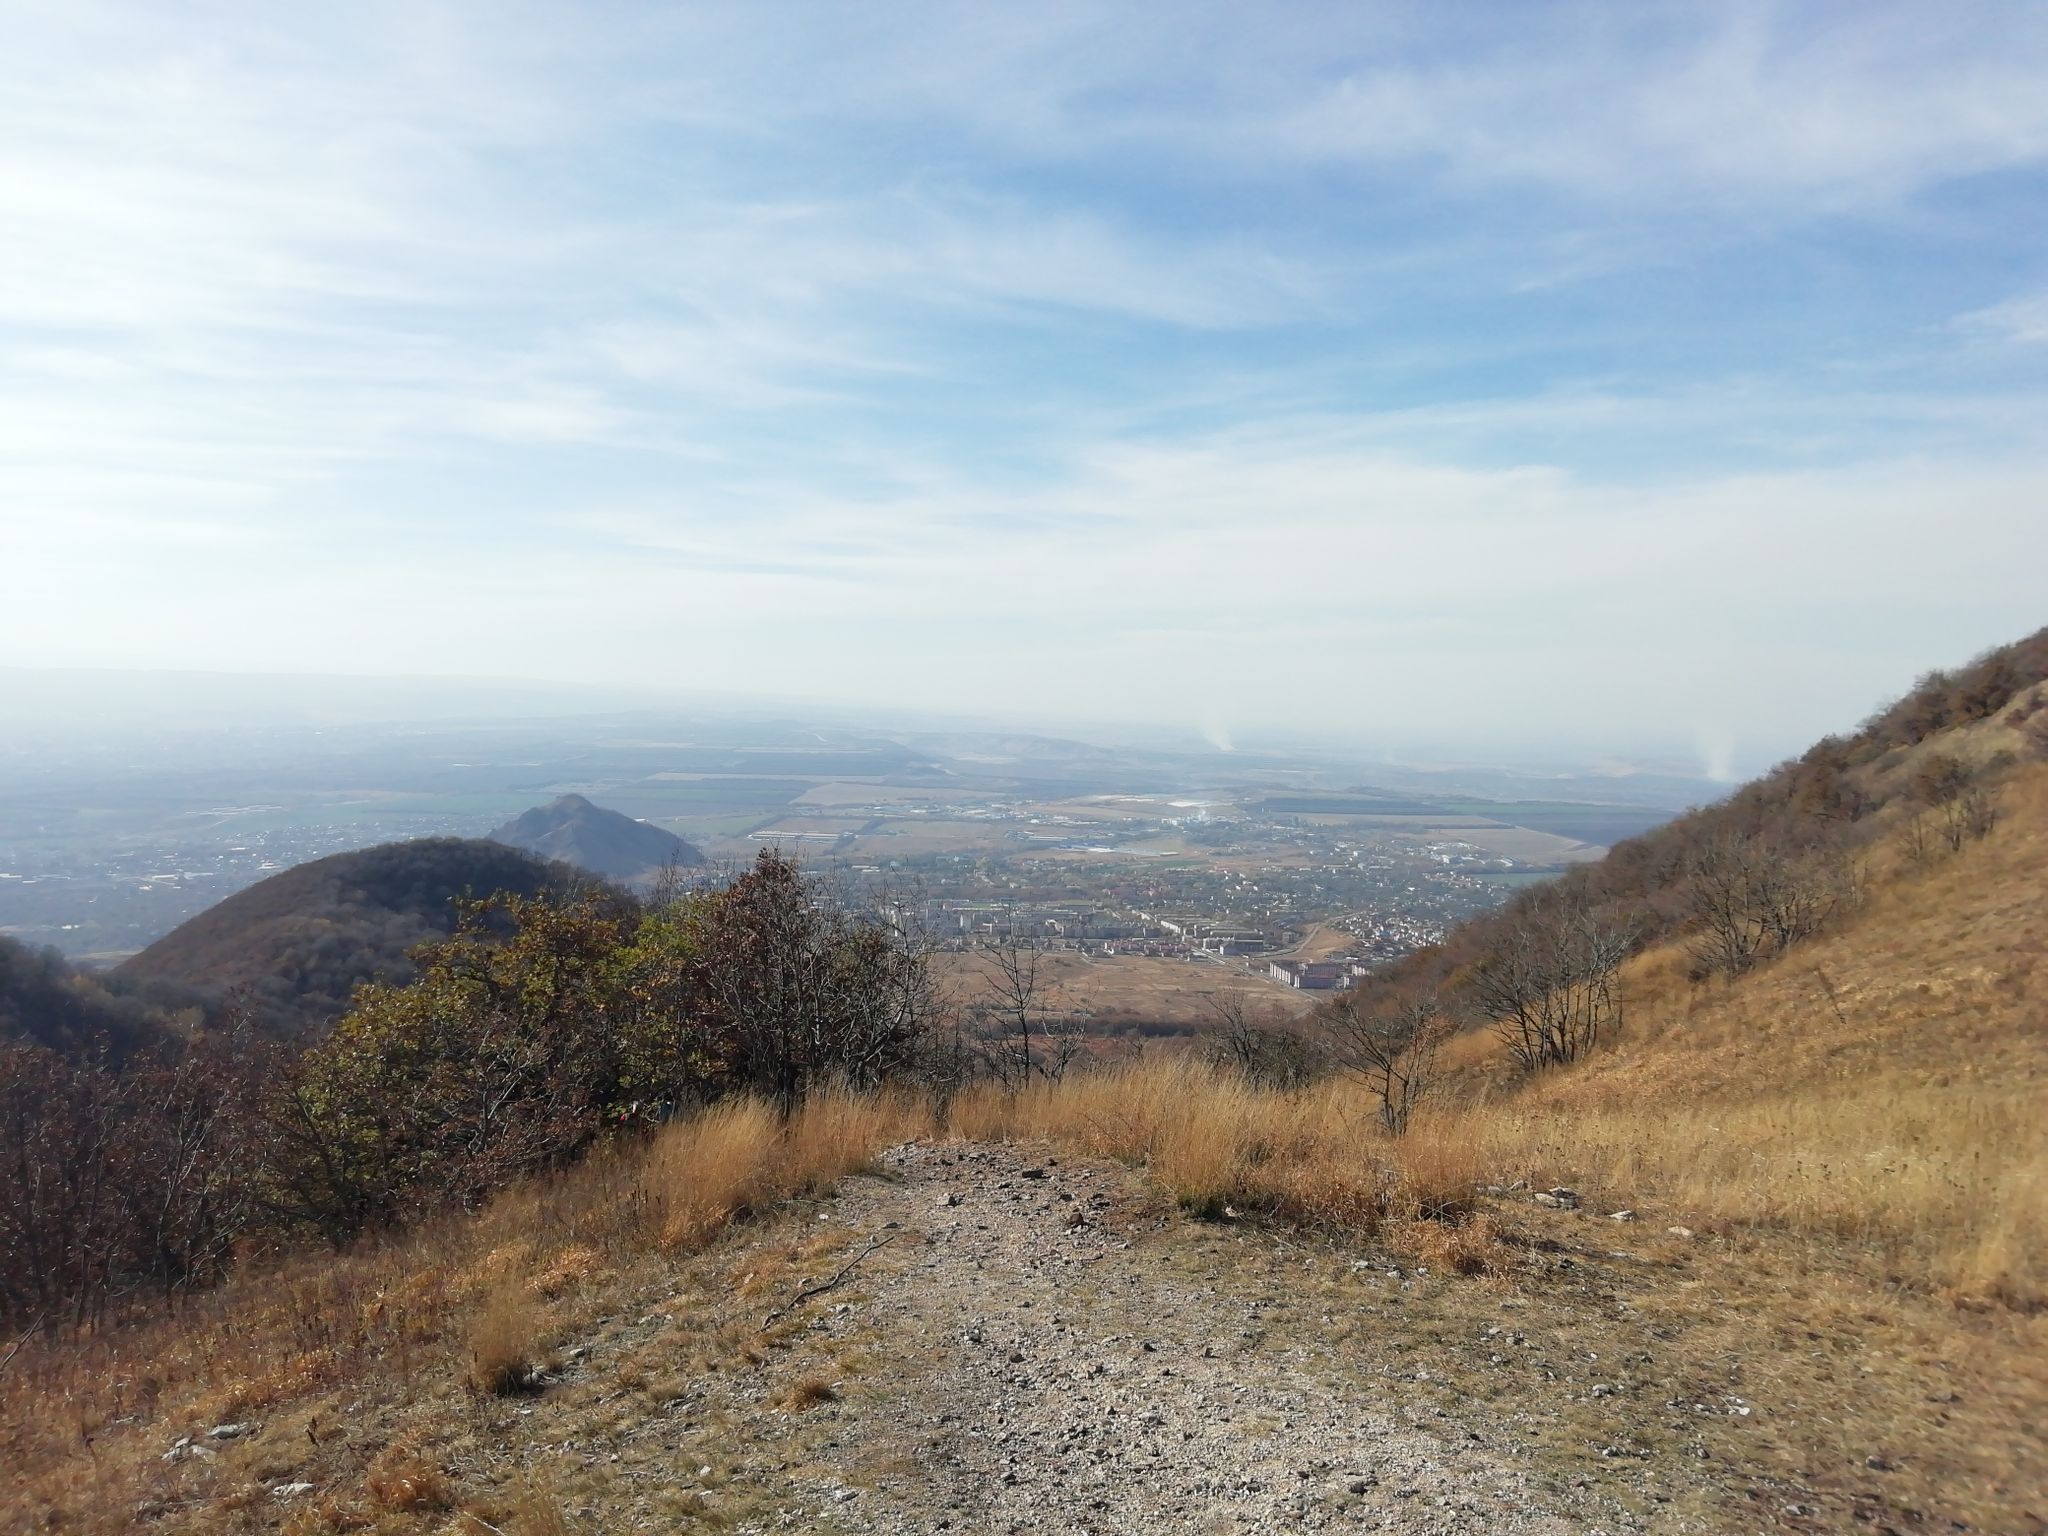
[490,793,704,882]
[116,837,578,1033]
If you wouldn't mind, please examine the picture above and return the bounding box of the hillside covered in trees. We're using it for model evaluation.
[116,838,585,1035]
[0,935,201,1060]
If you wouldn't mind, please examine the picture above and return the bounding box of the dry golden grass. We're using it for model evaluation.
[0,1087,930,1534]
[363,1444,451,1514]
[948,1000,2043,1303]
[1443,1080,2047,1304]
[506,1476,578,1536]
[773,1373,841,1411]
[947,767,2048,1307]
[947,1058,1482,1251]
[1452,761,2048,1306]
[468,1287,545,1396]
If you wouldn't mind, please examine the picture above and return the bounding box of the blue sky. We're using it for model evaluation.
[3,1,2046,771]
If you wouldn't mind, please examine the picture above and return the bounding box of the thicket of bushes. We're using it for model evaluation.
[0,851,941,1328]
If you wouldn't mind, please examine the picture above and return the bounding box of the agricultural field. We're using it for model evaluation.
[1431,823,1604,863]
[0,705,1706,958]
[936,948,1316,1027]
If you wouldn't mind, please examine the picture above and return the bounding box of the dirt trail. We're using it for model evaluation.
[768,1142,1613,1535]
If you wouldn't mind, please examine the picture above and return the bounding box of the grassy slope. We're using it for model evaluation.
[0,1094,929,1534]
[943,762,2048,1529]
[1451,759,2048,1303]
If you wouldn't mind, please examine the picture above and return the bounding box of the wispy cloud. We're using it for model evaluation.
[3,0,2045,758]
[1959,290,2048,346]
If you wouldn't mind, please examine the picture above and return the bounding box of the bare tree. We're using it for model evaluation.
[977,931,1047,1086]
[1317,993,1450,1134]
[1892,757,2007,868]
[1203,990,1326,1089]
[1466,899,1631,1072]
[1683,833,1855,980]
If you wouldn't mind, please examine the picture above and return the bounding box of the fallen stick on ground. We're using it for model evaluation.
[0,1313,43,1379]
[764,1233,897,1326]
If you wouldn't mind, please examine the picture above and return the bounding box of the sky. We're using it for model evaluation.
[3,1,2046,774]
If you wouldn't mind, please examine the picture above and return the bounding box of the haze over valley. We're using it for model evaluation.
[0,673,1712,1031]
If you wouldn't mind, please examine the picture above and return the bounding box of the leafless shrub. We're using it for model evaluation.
[1203,991,1328,1089]
[1909,754,2004,857]
[974,932,1078,1084]
[1901,809,1941,872]
[1683,833,1857,979]
[1316,993,1449,1134]
[0,1031,261,1329]
[1465,899,1631,1072]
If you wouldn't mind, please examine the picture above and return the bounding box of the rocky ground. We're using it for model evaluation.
[785,1141,1606,1535]
[122,1137,2035,1534]
[517,1140,1685,1534]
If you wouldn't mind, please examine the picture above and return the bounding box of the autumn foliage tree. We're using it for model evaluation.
[263,851,940,1245]
[1316,990,1449,1134]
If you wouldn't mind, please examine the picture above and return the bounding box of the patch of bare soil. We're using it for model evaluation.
[781,1141,1600,1535]
[412,1142,2035,1535]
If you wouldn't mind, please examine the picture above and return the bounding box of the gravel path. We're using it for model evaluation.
[785,1142,1598,1536]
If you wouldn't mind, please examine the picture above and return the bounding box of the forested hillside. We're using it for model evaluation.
[0,935,200,1058]
[117,838,582,1033]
